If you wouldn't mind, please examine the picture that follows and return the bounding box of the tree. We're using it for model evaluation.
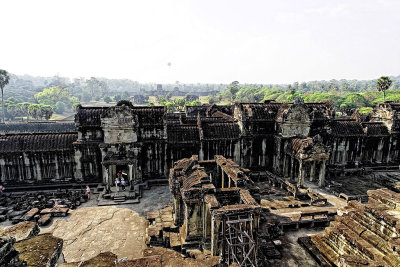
[35,86,79,109]
[377,76,392,102]
[114,94,122,102]
[103,96,111,103]
[0,69,10,123]
[40,105,54,120]
[19,103,31,121]
[228,81,240,101]
[28,104,41,120]
[54,101,66,114]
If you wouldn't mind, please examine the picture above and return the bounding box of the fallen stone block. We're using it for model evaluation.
[14,233,63,267]
[38,214,52,226]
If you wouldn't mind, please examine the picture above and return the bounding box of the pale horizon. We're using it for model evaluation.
[1,0,400,84]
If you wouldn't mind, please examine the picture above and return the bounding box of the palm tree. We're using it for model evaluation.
[0,70,10,123]
[377,76,392,103]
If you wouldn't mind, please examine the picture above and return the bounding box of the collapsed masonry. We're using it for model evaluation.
[148,155,262,266]
[301,188,400,266]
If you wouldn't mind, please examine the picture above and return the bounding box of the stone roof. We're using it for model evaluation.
[167,125,200,143]
[330,120,365,137]
[363,122,390,137]
[75,106,107,128]
[201,122,240,140]
[0,133,77,152]
[0,122,76,134]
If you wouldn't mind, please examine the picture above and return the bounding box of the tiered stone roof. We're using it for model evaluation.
[0,133,77,152]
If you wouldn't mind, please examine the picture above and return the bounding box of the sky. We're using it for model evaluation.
[1,0,400,84]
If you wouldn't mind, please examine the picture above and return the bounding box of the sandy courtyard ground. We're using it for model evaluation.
[41,206,148,263]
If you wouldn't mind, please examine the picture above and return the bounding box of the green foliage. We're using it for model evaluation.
[173,98,186,107]
[28,104,41,120]
[227,81,240,100]
[165,102,175,112]
[185,100,202,106]
[340,93,370,109]
[35,86,79,110]
[377,76,393,102]
[0,69,10,122]
[54,101,66,114]
[40,105,54,120]
[147,102,155,106]
[206,95,217,105]
[103,96,112,103]
[114,94,122,102]
[359,107,373,114]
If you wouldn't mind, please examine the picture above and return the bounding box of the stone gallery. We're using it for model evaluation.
[0,99,398,187]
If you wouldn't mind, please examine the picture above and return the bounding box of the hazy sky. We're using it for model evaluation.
[1,0,399,84]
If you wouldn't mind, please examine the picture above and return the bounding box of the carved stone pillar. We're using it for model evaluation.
[283,155,289,177]
[54,154,60,180]
[23,152,32,180]
[376,138,384,163]
[199,142,204,161]
[108,167,113,185]
[310,161,316,182]
[298,159,305,188]
[36,156,42,181]
[74,149,83,181]
[319,161,326,187]
[290,157,294,180]
[128,164,133,183]
[0,158,5,182]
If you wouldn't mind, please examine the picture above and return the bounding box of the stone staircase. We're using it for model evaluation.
[146,206,182,250]
[112,195,126,203]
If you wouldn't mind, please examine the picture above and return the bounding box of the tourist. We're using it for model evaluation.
[115,177,120,192]
[0,184,3,194]
[121,177,126,191]
[86,185,91,199]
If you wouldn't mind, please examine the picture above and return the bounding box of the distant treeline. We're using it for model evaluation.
[218,77,400,113]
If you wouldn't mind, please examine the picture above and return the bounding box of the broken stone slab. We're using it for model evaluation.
[0,221,39,241]
[14,233,63,267]
[38,214,52,226]
[21,208,39,221]
[40,207,69,217]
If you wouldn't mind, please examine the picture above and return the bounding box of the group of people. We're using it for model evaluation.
[115,172,127,192]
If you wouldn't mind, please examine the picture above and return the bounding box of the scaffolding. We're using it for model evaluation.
[222,213,257,267]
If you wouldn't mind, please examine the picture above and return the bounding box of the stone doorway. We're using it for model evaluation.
[116,165,128,181]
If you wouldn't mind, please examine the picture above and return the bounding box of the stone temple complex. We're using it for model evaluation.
[0,99,399,187]
[2,99,400,266]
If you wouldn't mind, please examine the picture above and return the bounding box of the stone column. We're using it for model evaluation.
[128,164,133,183]
[74,149,83,181]
[319,161,326,187]
[261,139,266,167]
[108,167,112,185]
[290,157,294,180]
[199,142,204,161]
[36,157,42,181]
[23,153,32,180]
[54,154,60,180]
[309,161,316,182]
[283,155,289,178]
[376,138,384,163]
[0,158,5,182]
[298,159,305,188]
